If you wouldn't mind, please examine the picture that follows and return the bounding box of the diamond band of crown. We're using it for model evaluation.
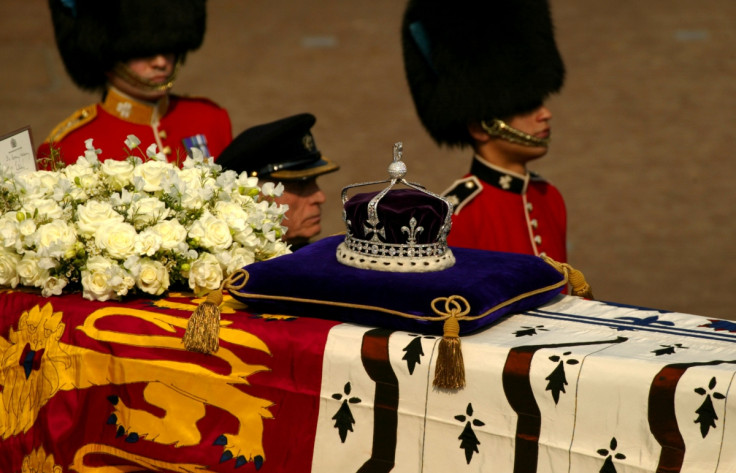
[336,142,456,272]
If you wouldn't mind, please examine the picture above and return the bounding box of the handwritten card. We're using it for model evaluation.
[0,126,36,175]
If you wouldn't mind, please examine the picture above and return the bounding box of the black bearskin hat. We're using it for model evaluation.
[401,0,565,147]
[49,0,207,91]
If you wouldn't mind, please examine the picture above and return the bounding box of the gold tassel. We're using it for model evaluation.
[541,255,595,300]
[182,288,223,353]
[433,315,465,389]
[567,266,594,299]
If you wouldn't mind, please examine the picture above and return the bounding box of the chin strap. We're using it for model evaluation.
[112,57,182,94]
[481,118,550,148]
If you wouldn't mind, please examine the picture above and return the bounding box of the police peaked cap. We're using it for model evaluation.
[401,0,565,147]
[48,0,207,91]
[217,113,340,181]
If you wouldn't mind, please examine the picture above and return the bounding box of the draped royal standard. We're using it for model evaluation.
[2,289,736,473]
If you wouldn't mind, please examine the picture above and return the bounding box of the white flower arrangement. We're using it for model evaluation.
[0,136,290,301]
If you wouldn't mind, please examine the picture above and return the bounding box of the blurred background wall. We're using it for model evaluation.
[1,0,734,318]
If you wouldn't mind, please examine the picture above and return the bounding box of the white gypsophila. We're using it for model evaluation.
[22,198,64,222]
[16,252,47,287]
[189,212,233,252]
[33,220,78,259]
[0,247,21,288]
[151,219,188,251]
[133,258,170,296]
[188,252,223,295]
[42,275,68,297]
[76,200,125,238]
[128,196,170,228]
[132,159,173,192]
[101,158,136,190]
[95,221,138,260]
[134,228,163,257]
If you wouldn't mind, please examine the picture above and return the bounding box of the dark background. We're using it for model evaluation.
[1,0,734,319]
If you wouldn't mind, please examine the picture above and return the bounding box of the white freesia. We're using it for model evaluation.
[0,135,289,301]
[0,213,21,249]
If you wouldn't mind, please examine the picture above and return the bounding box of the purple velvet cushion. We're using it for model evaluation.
[229,235,564,335]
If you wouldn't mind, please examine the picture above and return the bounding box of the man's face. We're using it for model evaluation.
[107,53,177,101]
[275,178,326,246]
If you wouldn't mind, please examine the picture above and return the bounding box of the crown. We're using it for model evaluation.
[336,142,455,272]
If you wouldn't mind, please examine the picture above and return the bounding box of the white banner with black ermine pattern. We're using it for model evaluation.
[311,295,736,473]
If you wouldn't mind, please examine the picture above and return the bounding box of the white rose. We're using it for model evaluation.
[76,200,124,238]
[132,160,173,192]
[101,159,135,190]
[17,253,47,287]
[63,159,98,191]
[95,222,137,260]
[128,196,169,228]
[0,248,21,287]
[188,252,223,295]
[189,213,233,252]
[214,201,249,233]
[134,258,170,296]
[81,255,117,301]
[22,198,64,221]
[151,220,188,251]
[33,220,78,259]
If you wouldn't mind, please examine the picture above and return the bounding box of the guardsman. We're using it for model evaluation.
[38,0,232,167]
[401,0,568,263]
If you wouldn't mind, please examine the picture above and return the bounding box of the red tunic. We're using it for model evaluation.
[37,87,232,167]
[442,156,567,263]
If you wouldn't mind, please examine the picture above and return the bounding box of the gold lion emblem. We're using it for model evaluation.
[0,301,273,471]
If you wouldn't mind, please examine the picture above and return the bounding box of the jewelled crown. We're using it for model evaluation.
[336,142,455,272]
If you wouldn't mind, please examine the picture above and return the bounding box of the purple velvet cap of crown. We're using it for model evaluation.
[344,188,448,244]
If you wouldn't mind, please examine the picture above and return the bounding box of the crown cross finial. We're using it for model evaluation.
[364,221,386,242]
[401,217,423,245]
[388,142,407,179]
